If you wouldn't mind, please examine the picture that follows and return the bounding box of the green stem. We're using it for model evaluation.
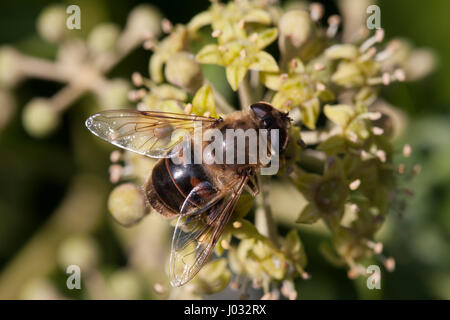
[238,74,253,109]
[255,175,280,248]
[205,79,235,114]
[250,70,264,102]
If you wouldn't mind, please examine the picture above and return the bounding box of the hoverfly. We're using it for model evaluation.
[86,102,291,286]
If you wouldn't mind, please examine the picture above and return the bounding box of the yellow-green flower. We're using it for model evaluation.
[188,0,274,43]
[149,25,189,83]
[230,237,287,281]
[294,157,348,231]
[325,44,381,88]
[196,28,279,90]
[332,226,373,264]
[261,58,334,129]
[323,103,373,145]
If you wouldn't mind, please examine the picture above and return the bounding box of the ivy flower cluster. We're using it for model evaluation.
[3,0,435,300]
[103,0,432,299]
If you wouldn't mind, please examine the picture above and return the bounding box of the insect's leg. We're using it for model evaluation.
[180,181,221,216]
[245,174,259,196]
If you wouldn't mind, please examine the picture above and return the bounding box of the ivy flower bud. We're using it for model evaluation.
[88,23,121,53]
[22,98,60,138]
[126,4,162,39]
[108,183,147,227]
[57,234,99,271]
[0,46,22,88]
[278,10,312,59]
[37,5,67,43]
[97,78,131,109]
[165,52,203,93]
[403,49,437,81]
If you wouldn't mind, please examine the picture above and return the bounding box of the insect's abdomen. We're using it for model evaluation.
[145,157,212,217]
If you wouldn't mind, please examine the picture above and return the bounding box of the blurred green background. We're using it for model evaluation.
[0,0,449,299]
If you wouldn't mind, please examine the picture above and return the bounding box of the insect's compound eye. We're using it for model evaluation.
[261,117,275,129]
[250,102,274,121]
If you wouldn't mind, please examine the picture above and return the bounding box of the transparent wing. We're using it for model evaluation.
[85,109,216,158]
[169,174,249,287]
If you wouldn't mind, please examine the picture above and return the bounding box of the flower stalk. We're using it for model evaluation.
[238,74,253,109]
[255,176,280,248]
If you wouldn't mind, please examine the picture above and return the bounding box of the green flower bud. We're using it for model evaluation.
[108,183,147,226]
[109,269,143,299]
[88,23,121,53]
[22,98,60,138]
[57,234,100,271]
[37,5,67,43]
[126,4,162,39]
[97,78,131,109]
[278,10,312,58]
[0,46,22,88]
[165,52,203,93]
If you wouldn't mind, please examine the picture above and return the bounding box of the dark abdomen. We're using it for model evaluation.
[145,157,212,216]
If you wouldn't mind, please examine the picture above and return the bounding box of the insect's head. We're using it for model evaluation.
[250,102,291,151]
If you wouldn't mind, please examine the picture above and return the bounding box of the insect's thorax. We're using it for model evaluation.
[201,111,268,173]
